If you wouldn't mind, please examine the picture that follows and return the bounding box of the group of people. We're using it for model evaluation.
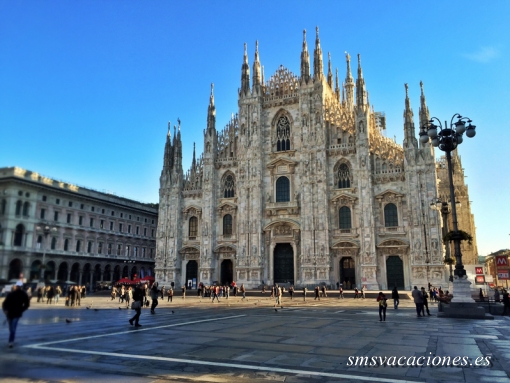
[35,284,86,307]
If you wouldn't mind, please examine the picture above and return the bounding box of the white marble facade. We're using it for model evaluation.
[155,29,473,290]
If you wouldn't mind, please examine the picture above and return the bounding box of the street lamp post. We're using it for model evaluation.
[420,114,476,278]
[36,224,58,282]
[420,113,485,318]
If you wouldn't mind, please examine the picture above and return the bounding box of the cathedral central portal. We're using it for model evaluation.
[273,243,294,284]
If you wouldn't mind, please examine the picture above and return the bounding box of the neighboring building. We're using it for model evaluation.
[485,249,510,287]
[156,29,478,290]
[0,167,158,286]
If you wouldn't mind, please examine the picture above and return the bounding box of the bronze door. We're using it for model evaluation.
[220,259,233,285]
[340,257,355,289]
[274,243,294,284]
[386,256,405,290]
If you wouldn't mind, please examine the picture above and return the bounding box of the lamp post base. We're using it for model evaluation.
[440,276,490,319]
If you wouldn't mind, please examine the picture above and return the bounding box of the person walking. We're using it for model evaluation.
[376,292,387,322]
[150,282,159,314]
[494,288,500,303]
[421,287,431,316]
[314,286,320,301]
[2,282,30,348]
[391,286,399,309]
[240,284,246,300]
[479,288,484,302]
[275,285,282,306]
[182,285,186,300]
[160,286,166,300]
[361,285,366,299]
[289,285,294,300]
[303,286,307,302]
[321,285,327,298]
[412,286,424,317]
[211,285,220,303]
[167,286,173,302]
[354,287,359,299]
[119,285,125,304]
[225,285,230,299]
[55,285,61,304]
[339,286,344,299]
[129,284,143,327]
[125,286,133,309]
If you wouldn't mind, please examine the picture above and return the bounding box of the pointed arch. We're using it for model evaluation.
[333,159,353,189]
[272,109,293,152]
[221,171,236,198]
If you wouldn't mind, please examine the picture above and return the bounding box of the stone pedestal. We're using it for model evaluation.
[440,276,491,320]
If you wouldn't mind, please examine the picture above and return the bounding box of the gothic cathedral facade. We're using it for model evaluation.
[155,28,477,290]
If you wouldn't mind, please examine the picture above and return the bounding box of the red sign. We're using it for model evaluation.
[475,275,485,284]
[489,283,495,288]
[496,256,509,269]
[475,267,484,275]
[497,270,509,280]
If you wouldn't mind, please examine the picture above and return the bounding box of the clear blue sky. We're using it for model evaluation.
[1,1,509,256]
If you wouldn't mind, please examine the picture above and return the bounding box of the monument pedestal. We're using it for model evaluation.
[439,276,492,320]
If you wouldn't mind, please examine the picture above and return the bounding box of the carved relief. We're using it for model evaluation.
[274,225,292,236]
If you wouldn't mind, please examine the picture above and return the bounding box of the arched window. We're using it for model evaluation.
[223,174,235,198]
[276,115,291,151]
[51,237,57,250]
[275,176,290,202]
[64,238,69,251]
[1,199,6,215]
[15,201,22,215]
[189,217,198,237]
[22,202,30,216]
[223,214,233,235]
[338,164,351,188]
[339,207,352,229]
[384,203,398,227]
[76,240,81,252]
[13,224,24,246]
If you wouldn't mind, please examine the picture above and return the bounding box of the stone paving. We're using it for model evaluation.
[0,292,509,383]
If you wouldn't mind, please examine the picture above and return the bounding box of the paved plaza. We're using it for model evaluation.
[1,292,509,383]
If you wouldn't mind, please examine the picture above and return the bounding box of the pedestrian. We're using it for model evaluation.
[111,286,117,301]
[119,285,125,303]
[150,282,159,314]
[338,286,344,299]
[240,284,246,300]
[167,286,173,302]
[354,287,359,299]
[314,286,320,301]
[412,286,424,317]
[303,286,307,301]
[289,285,294,300]
[182,285,186,299]
[494,288,500,303]
[129,284,143,327]
[37,287,43,303]
[275,285,282,306]
[2,282,30,348]
[125,286,132,309]
[391,286,399,309]
[46,286,54,304]
[376,292,387,322]
[160,286,166,300]
[55,285,61,304]
[321,285,327,298]
[211,285,220,303]
[225,285,230,299]
[502,290,510,316]
[479,288,484,302]
[421,287,431,316]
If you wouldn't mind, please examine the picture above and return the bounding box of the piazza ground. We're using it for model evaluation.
[0,292,509,383]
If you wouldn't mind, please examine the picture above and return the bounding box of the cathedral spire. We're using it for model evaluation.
[313,26,324,81]
[356,53,367,107]
[207,83,216,135]
[344,52,354,108]
[240,43,250,96]
[419,80,430,132]
[335,68,340,102]
[261,65,265,85]
[192,142,196,169]
[300,29,310,84]
[163,121,174,172]
[252,40,261,89]
[327,52,333,88]
[403,83,417,148]
[173,122,182,175]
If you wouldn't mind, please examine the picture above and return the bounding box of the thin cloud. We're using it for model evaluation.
[464,46,500,63]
